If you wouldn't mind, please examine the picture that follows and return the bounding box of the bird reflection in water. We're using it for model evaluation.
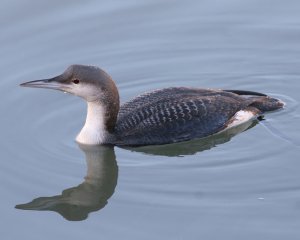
[16,118,258,221]
[16,144,118,221]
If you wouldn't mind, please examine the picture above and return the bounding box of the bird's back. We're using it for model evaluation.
[114,87,255,146]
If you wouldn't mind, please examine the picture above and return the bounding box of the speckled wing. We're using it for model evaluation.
[115,87,248,146]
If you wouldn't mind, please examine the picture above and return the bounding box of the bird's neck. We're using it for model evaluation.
[76,101,114,145]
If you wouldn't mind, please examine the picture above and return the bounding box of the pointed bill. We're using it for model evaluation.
[20,76,69,91]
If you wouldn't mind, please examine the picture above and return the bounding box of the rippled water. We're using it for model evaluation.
[1,0,300,239]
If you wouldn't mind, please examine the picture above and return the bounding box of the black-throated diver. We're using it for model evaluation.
[20,65,284,146]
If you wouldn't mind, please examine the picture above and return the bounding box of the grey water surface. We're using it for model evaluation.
[1,0,300,239]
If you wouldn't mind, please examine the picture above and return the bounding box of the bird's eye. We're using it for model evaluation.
[73,79,80,84]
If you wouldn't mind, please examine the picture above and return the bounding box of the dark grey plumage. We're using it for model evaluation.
[114,87,283,146]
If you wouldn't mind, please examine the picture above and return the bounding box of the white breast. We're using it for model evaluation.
[76,102,109,145]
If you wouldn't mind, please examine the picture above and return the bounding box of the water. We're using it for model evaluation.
[1,0,300,239]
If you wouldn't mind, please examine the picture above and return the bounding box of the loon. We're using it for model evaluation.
[20,65,284,146]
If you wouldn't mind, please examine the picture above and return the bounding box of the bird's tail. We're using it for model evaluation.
[224,89,285,112]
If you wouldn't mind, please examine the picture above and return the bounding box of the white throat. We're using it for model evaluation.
[76,101,108,145]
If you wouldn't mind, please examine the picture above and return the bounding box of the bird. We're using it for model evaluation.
[20,64,284,146]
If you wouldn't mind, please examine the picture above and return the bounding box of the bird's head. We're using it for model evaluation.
[20,65,119,103]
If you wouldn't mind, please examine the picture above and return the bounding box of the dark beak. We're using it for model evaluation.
[20,76,68,91]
